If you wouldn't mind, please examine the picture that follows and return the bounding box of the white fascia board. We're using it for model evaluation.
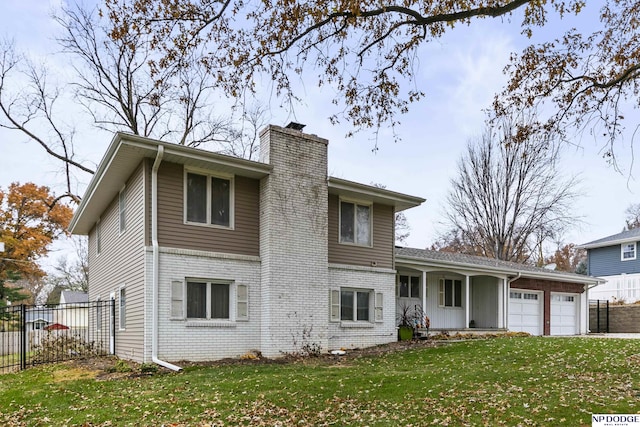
[328,177,425,211]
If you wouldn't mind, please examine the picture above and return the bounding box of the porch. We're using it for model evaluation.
[395,269,509,332]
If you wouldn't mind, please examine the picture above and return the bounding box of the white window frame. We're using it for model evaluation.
[119,186,126,234]
[397,274,421,298]
[118,285,126,331]
[171,278,246,324]
[184,169,235,229]
[621,242,636,261]
[338,198,373,247]
[438,278,463,308]
[330,288,381,324]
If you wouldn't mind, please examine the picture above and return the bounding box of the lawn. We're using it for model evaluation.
[1,336,639,426]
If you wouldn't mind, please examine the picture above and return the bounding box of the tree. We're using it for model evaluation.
[443,116,581,262]
[544,243,587,274]
[0,4,268,202]
[624,203,640,230]
[494,0,640,170]
[0,182,73,307]
[372,183,411,245]
[104,0,632,156]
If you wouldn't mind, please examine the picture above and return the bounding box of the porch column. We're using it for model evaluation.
[497,278,505,328]
[503,278,509,329]
[422,271,427,319]
[465,275,470,329]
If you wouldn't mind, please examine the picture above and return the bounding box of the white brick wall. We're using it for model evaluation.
[143,247,261,362]
[328,264,398,350]
[259,126,330,356]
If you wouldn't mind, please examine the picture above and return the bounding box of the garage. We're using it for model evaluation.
[550,293,579,335]
[509,290,543,335]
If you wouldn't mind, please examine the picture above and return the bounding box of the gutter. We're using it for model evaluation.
[151,146,182,372]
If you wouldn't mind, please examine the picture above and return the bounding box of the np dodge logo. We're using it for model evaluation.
[592,414,640,426]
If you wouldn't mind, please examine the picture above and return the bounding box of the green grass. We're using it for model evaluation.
[1,337,639,426]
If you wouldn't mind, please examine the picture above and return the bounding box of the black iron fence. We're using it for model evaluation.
[589,299,610,333]
[0,300,114,373]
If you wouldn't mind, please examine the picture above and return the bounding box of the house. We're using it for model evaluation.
[57,291,89,329]
[69,124,425,368]
[25,308,53,331]
[69,124,602,368]
[395,248,601,336]
[578,228,640,302]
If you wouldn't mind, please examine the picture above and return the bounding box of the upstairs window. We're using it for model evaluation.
[622,243,636,261]
[185,172,233,228]
[339,200,371,246]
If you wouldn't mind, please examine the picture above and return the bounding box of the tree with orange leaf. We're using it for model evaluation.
[0,183,73,307]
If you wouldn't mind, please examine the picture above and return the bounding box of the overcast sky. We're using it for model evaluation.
[0,0,638,262]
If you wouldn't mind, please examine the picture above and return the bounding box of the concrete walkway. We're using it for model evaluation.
[582,333,640,339]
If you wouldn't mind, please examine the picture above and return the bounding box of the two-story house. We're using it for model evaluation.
[578,228,640,302]
[69,124,425,369]
[69,124,602,369]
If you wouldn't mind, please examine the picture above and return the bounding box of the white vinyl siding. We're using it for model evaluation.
[119,285,126,330]
[119,187,126,234]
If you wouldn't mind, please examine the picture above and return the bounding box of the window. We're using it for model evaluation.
[622,243,636,261]
[339,200,371,246]
[185,172,233,227]
[119,286,126,330]
[524,293,538,300]
[398,275,420,298]
[185,280,230,320]
[119,187,126,233]
[171,280,247,321]
[330,289,383,323]
[96,219,102,255]
[438,279,462,308]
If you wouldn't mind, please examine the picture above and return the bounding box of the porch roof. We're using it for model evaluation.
[395,247,603,285]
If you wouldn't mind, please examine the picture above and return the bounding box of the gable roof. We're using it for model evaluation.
[577,228,640,249]
[328,178,425,212]
[60,291,89,304]
[69,132,273,235]
[395,247,602,285]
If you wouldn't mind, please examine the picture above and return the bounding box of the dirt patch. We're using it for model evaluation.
[65,333,526,378]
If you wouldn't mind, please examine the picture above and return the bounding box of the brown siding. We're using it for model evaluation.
[88,161,146,362]
[327,194,394,269]
[512,278,585,335]
[155,162,260,256]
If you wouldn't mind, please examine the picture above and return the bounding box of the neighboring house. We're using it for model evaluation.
[69,124,602,367]
[25,308,53,331]
[395,249,601,336]
[57,291,89,329]
[578,228,640,302]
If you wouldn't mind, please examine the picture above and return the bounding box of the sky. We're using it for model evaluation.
[0,0,638,267]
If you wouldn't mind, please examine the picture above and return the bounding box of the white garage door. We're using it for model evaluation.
[551,293,579,335]
[509,290,542,335]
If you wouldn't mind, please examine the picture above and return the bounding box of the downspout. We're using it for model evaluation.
[151,146,182,372]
